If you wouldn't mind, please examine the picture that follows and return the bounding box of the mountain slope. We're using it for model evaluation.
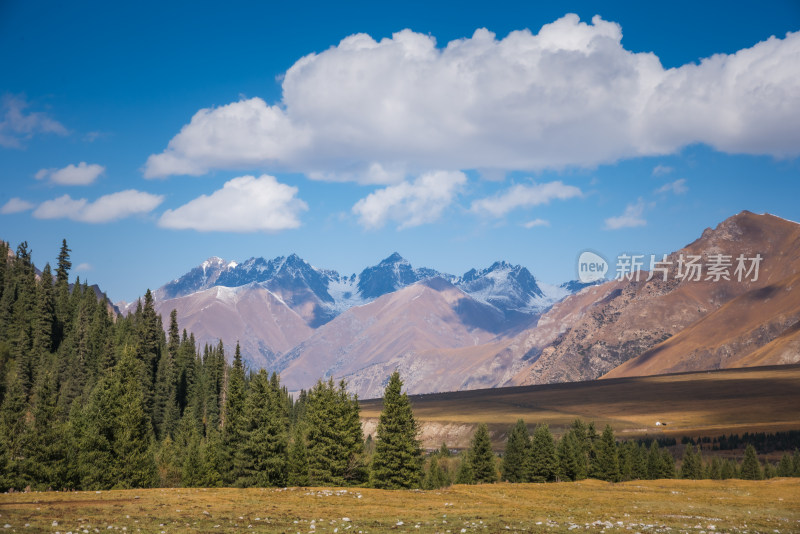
[508,211,800,386]
[276,277,532,397]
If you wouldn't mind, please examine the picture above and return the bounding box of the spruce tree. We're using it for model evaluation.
[288,424,310,487]
[740,444,762,480]
[424,456,450,489]
[661,449,676,478]
[501,419,530,482]
[370,371,423,489]
[529,424,558,482]
[681,444,703,479]
[235,370,289,487]
[557,430,582,482]
[646,441,662,479]
[304,378,365,486]
[455,451,474,484]
[0,364,29,491]
[221,342,246,484]
[468,423,497,483]
[591,425,620,482]
[777,453,794,477]
[55,239,71,286]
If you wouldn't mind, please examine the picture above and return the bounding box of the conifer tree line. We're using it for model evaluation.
[0,240,370,491]
[2,240,799,491]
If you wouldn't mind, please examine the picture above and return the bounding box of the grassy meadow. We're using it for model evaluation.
[1,479,798,533]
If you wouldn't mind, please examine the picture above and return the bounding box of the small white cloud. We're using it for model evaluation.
[655,178,688,195]
[522,218,550,228]
[652,165,673,176]
[33,190,164,223]
[604,200,647,230]
[0,94,68,149]
[74,263,92,271]
[471,181,582,218]
[159,174,307,232]
[1,197,35,214]
[352,170,466,229]
[35,162,105,186]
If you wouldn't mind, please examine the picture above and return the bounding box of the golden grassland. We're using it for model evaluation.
[360,365,800,447]
[0,479,798,533]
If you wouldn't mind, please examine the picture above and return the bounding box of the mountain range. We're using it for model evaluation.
[127,211,800,398]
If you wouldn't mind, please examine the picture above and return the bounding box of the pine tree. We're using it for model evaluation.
[235,370,289,487]
[221,342,246,484]
[777,452,794,477]
[112,350,158,489]
[468,423,497,483]
[455,451,474,484]
[304,378,365,486]
[529,424,558,482]
[740,444,762,480]
[55,239,71,286]
[370,371,423,489]
[681,444,703,479]
[646,441,662,479]
[287,424,310,487]
[708,457,722,480]
[591,425,620,482]
[720,458,737,479]
[0,363,29,491]
[557,430,582,482]
[501,419,530,482]
[661,449,676,478]
[24,366,72,490]
[424,456,450,489]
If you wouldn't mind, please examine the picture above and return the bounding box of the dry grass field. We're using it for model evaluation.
[1,479,798,533]
[360,365,800,448]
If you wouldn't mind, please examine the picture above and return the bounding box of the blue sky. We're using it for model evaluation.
[2,0,799,303]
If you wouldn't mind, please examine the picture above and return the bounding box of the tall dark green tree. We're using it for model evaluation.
[287,424,310,487]
[468,423,497,484]
[529,424,558,482]
[423,456,450,489]
[501,419,530,482]
[740,444,762,480]
[221,342,246,485]
[681,444,703,479]
[235,370,289,487]
[55,239,71,286]
[304,378,365,486]
[591,425,620,482]
[370,371,423,489]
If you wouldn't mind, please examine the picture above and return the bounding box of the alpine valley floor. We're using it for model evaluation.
[359,365,800,450]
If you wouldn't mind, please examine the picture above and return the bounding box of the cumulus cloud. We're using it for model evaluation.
[655,178,688,195]
[604,200,647,230]
[471,181,582,217]
[1,198,35,214]
[33,190,164,223]
[144,16,800,181]
[35,162,105,185]
[523,218,550,228]
[0,94,68,148]
[159,174,307,232]
[352,170,466,229]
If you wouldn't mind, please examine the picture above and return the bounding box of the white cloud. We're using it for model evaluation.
[523,218,550,228]
[655,178,688,195]
[35,162,105,185]
[652,165,673,176]
[74,263,92,271]
[352,170,466,229]
[33,190,164,223]
[1,197,35,214]
[604,200,647,230]
[471,181,582,217]
[159,174,307,232]
[145,16,800,181]
[0,94,68,148]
